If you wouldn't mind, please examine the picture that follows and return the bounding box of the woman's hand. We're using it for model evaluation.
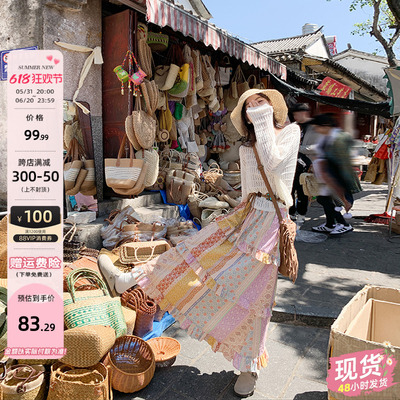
[246,102,273,123]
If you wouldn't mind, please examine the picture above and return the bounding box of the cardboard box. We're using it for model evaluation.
[328,285,400,400]
[346,299,400,347]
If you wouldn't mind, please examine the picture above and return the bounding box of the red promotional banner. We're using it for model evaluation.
[317,77,352,98]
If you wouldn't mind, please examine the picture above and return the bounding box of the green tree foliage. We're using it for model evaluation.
[330,0,399,66]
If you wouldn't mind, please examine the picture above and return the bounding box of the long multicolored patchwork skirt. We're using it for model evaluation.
[132,201,282,372]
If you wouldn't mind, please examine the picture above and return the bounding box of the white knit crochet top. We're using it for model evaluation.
[239,104,300,210]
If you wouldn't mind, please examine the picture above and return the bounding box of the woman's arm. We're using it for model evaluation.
[247,104,300,175]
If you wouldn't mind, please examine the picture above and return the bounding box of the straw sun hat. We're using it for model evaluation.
[230,89,288,137]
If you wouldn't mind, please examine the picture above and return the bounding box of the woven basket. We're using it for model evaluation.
[47,362,110,400]
[0,215,7,279]
[63,225,83,263]
[1,364,46,400]
[146,337,181,368]
[203,163,223,185]
[104,335,155,393]
[60,325,116,368]
[122,306,137,335]
[119,239,171,265]
[121,287,157,337]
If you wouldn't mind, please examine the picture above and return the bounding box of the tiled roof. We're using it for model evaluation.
[252,29,324,55]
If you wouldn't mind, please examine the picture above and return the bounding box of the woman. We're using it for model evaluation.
[311,113,362,235]
[100,89,300,398]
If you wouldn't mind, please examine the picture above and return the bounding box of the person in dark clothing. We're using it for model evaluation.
[289,103,321,223]
[311,113,362,235]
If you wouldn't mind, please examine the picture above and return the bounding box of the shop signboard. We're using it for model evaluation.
[317,77,352,98]
[0,46,38,81]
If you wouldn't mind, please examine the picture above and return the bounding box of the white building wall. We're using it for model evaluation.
[305,39,330,58]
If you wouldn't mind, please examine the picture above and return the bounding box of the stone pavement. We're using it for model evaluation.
[114,182,399,400]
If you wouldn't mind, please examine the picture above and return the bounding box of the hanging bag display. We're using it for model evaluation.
[104,135,146,190]
[147,31,169,51]
[63,268,127,337]
[64,138,83,193]
[236,65,249,97]
[215,56,232,86]
[252,145,298,283]
[131,94,157,149]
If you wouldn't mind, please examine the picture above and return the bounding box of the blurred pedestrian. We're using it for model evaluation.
[311,113,362,235]
[289,103,321,223]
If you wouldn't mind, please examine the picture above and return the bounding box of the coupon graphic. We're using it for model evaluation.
[7,50,65,358]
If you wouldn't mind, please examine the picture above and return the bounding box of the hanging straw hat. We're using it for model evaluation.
[230,89,288,137]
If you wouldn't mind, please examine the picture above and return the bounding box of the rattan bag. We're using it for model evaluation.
[47,362,110,400]
[0,364,46,400]
[60,325,116,368]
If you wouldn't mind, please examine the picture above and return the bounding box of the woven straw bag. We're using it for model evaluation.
[63,224,83,263]
[119,239,171,265]
[104,335,155,393]
[187,189,209,219]
[122,306,136,335]
[299,172,320,197]
[0,364,46,400]
[104,135,145,190]
[63,139,83,193]
[203,162,223,185]
[60,325,115,368]
[47,362,110,400]
[121,287,157,337]
[0,216,7,279]
[138,38,152,79]
[135,148,159,187]
[64,268,127,338]
[132,96,156,150]
[120,221,166,243]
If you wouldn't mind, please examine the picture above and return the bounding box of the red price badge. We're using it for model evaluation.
[7,50,65,358]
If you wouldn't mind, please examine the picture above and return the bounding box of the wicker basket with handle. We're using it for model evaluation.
[104,335,155,393]
[0,364,46,400]
[121,287,157,337]
[47,362,111,400]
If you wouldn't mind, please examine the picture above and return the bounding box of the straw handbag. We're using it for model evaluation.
[47,362,111,400]
[131,95,156,150]
[61,325,116,368]
[119,239,171,265]
[104,135,145,190]
[0,216,7,279]
[299,172,320,197]
[64,268,127,338]
[63,224,83,263]
[0,364,46,400]
[122,305,136,335]
[135,148,159,187]
[120,221,166,243]
[104,335,155,393]
[121,287,157,337]
[203,162,223,185]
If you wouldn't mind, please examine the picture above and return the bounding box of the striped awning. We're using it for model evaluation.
[145,0,287,80]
